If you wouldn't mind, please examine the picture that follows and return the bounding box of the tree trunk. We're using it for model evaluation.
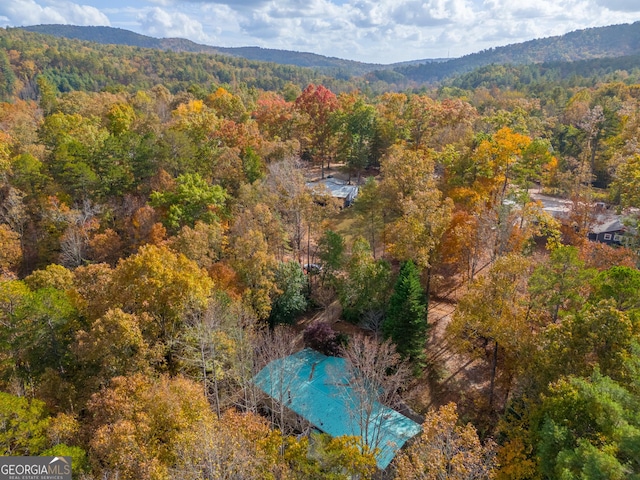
[382,211,387,259]
[307,223,312,293]
[489,341,499,408]
[370,210,376,259]
[211,342,221,419]
[424,266,432,315]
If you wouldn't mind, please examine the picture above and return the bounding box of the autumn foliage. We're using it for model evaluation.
[0,31,638,479]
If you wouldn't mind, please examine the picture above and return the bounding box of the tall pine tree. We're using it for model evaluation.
[382,260,428,366]
[0,50,15,102]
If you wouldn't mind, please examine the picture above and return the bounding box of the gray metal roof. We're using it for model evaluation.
[591,216,625,234]
[530,192,630,235]
[306,178,359,200]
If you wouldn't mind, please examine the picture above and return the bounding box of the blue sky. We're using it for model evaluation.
[2,0,640,64]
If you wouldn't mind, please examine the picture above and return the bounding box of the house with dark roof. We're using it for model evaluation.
[253,349,421,470]
[530,192,634,246]
[588,216,627,245]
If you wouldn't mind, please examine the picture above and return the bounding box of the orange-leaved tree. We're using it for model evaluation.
[394,402,496,480]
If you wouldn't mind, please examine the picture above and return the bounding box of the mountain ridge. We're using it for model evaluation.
[19,25,396,76]
[16,22,640,86]
[384,22,640,83]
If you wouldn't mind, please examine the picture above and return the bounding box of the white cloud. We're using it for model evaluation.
[211,0,640,62]
[436,0,638,57]
[0,0,109,27]
[4,0,640,64]
[389,0,474,27]
[595,0,640,12]
[138,7,210,41]
[180,0,270,8]
[65,2,111,24]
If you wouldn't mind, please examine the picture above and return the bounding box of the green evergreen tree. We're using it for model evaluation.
[242,146,264,184]
[0,50,16,102]
[382,260,428,366]
[36,76,57,116]
[338,237,391,327]
[317,229,345,286]
[535,366,640,480]
[269,261,308,326]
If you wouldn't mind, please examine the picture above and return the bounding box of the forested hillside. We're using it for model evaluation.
[21,25,388,76]
[21,22,640,85]
[0,28,355,99]
[0,24,639,480]
[386,21,640,83]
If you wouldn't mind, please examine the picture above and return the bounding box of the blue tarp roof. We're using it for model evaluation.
[253,349,422,469]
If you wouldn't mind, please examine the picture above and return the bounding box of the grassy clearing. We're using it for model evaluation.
[324,205,360,248]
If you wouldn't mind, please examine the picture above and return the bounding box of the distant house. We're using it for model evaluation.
[529,193,572,222]
[530,192,632,246]
[588,216,626,245]
[306,177,359,208]
[253,349,421,470]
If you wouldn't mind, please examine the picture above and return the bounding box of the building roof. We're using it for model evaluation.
[306,177,359,200]
[530,192,631,236]
[529,192,572,220]
[591,216,625,234]
[253,349,421,470]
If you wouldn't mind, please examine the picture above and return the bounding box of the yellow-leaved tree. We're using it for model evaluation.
[109,245,214,372]
[394,403,496,480]
[88,374,214,480]
[447,254,534,410]
[381,144,453,304]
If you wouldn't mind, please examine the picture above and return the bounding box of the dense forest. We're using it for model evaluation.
[21,25,388,76]
[18,22,640,87]
[0,28,356,99]
[0,27,639,479]
[392,21,640,83]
